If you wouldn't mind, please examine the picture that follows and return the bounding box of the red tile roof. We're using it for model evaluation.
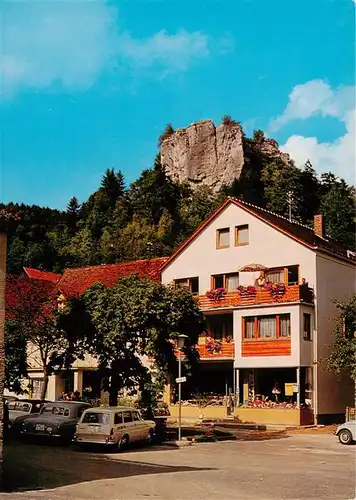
[161,197,356,270]
[24,267,62,284]
[56,257,168,298]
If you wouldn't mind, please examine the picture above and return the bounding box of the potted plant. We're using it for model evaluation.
[206,287,226,301]
[237,285,256,298]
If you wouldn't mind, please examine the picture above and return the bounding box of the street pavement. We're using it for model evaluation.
[1,432,355,500]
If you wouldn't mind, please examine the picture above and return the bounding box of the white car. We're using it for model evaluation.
[335,420,356,445]
[75,406,156,450]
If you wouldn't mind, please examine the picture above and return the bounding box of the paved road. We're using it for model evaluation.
[1,433,355,499]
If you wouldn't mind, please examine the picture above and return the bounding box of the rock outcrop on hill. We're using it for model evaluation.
[160,120,244,192]
[160,119,290,192]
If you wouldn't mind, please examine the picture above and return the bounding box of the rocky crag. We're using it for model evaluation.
[160,119,290,192]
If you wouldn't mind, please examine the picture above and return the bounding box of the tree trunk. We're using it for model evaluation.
[40,365,49,402]
[108,373,118,407]
[0,232,8,489]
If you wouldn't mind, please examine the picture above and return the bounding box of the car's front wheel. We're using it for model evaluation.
[338,429,353,445]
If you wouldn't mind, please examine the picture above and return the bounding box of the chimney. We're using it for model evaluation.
[314,214,325,238]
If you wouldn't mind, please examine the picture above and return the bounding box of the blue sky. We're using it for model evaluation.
[1,0,355,209]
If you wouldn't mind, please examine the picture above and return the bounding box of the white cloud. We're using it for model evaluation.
[0,0,210,97]
[269,80,356,184]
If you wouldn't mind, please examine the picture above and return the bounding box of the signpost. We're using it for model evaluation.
[176,334,188,442]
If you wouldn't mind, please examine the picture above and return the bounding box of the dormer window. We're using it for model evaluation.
[216,228,230,249]
[235,224,249,246]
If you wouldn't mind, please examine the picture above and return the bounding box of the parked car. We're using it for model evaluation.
[20,401,91,443]
[75,407,156,450]
[335,421,356,445]
[8,400,48,430]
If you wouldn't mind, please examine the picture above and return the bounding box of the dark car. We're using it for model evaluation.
[20,401,91,443]
[8,400,48,430]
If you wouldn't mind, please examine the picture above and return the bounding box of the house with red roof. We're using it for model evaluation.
[161,197,356,425]
[5,258,168,401]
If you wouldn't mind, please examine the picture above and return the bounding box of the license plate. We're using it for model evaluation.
[36,424,45,431]
[88,425,100,433]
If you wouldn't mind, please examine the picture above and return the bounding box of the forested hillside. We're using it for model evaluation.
[2,128,355,274]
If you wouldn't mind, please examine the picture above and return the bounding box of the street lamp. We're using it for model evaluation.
[177,334,188,442]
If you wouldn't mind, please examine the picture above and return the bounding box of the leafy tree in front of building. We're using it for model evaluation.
[81,275,205,408]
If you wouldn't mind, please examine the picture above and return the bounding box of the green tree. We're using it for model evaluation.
[222,115,241,127]
[324,294,356,410]
[66,196,81,235]
[319,179,356,249]
[158,123,174,147]
[6,237,26,274]
[178,185,216,238]
[64,228,97,267]
[82,276,205,406]
[4,320,28,394]
[129,159,182,226]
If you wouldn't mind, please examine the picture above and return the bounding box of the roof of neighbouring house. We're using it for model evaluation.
[23,267,62,284]
[56,257,169,298]
[161,197,356,270]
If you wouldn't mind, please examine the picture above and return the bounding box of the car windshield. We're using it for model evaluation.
[41,406,70,417]
[82,412,110,425]
[8,402,32,412]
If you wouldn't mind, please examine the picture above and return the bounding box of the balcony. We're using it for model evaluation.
[197,284,314,311]
[197,337,234,359]
[241,338,291,357]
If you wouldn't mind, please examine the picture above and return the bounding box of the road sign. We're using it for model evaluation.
[175,376,187,383]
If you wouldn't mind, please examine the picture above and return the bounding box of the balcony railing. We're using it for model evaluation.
[175,338,234,360]
[197,285,314,311]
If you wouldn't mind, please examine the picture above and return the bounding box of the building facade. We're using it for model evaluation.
[161,198,356,425]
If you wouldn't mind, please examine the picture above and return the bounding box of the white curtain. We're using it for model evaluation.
[280,315,291,337]
[266,269,284,283]
[259,316,276,338]
[226,273,239,291]
[245,318,255,339]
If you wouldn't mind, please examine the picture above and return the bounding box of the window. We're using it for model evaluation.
[31,379,44,399]
[259,316,276,339]
[244,318,255,339]
[242,314,291,340]
[83,412,110,425]
[265,265,300,285]
[175,277,199,295]
[132,411,141,421]
[212,273,239,291]
[114,413,123,424]
[265,268,284,284]
[226,273,239,291]
[216,228,230,248]
[235,225,249,246]
[8,402,31,412]
[41,406,70,417]
[212,274,224,289]
[303,313,312,340]
[287,266,299,285]
[280,314,291,337]
[207,314,233,340]
[122,411,133,423]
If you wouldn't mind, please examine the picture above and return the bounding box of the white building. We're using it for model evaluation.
[161,197,356,425]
